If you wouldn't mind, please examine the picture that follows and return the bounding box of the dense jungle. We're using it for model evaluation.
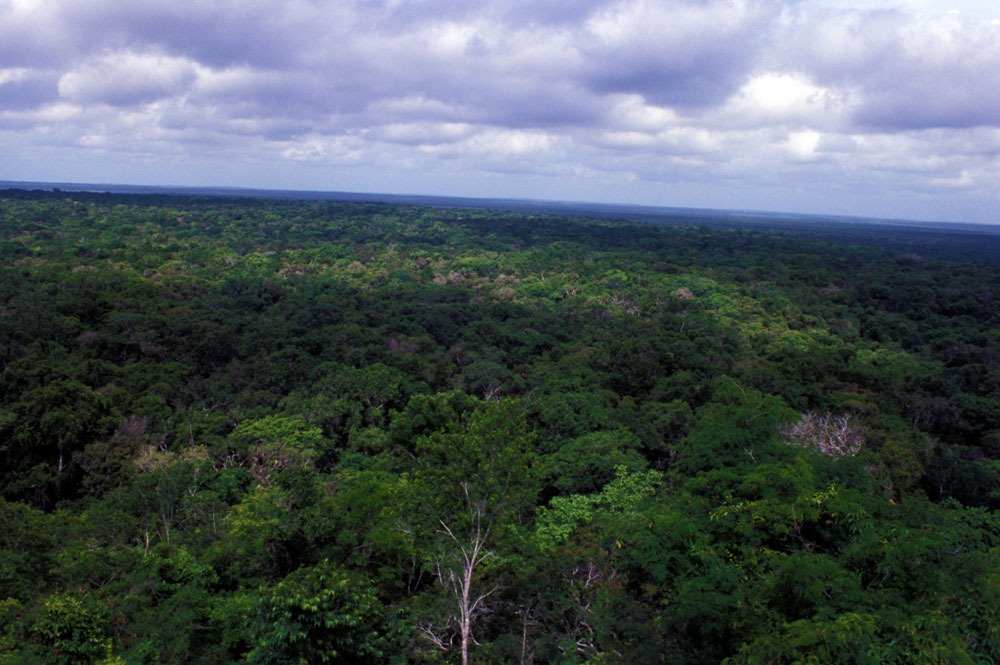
[2,189,1000,664]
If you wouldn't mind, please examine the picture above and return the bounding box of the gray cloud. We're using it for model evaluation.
[784,8,1000,130]
[579,0,779,107]
[0,69,59,109]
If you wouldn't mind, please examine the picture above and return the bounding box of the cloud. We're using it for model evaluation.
[2,0,1000,222]
[369,121,474,146]
[784,8,1000,130]
[58,52,198,107]
[579,0,779,107]
[783,130,822,160]
[0,68,59,109]
[421,128,559,160]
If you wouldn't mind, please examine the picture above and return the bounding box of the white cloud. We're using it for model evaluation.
[608,95,678,132]
[280,135,366,163]
[422,128,559,159]
[368,95,468,122]
[737,73,842,119]
[0,67,28,85]
[930,169,978,188]
[58,52,198,106]
[784,130,821,159]
[371,122,473,145]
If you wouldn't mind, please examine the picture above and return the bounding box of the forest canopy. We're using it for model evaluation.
[1,189,999,664]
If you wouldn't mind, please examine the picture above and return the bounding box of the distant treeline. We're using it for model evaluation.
[6,185,1000,263]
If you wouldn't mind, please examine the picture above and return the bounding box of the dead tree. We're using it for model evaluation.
[781,412,865,457]
[434,481,499,665]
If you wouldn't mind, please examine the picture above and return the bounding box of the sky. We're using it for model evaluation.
[1,0,999,223]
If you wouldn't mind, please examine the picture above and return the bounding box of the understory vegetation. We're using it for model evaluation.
[2,190,1000,664]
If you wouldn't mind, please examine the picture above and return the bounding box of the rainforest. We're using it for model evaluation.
[2,189,999,665]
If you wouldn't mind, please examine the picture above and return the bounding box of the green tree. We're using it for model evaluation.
[31,592,111,665]
[246,560,403,665]
[228,415,326,486]
[407,399,538,665]
[542,430,646,495]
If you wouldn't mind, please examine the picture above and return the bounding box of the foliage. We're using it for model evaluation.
[246,560,404,665]
[30,592,112,665]
[2,189,1000,663]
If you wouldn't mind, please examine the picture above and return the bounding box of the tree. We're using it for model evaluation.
[31,592,111,665]
[407,398,537,665]
[227,415,325,487]
[780,412,864,457]
[427,481,499,665]
[246,560,403,665]
[541,429,646,495]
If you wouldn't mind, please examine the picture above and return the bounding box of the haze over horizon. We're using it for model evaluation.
[2,0,999,224]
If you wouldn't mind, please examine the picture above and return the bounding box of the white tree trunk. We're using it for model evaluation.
[437,481,499,665]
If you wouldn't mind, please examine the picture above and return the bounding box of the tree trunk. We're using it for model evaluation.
[437,482,498,665]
